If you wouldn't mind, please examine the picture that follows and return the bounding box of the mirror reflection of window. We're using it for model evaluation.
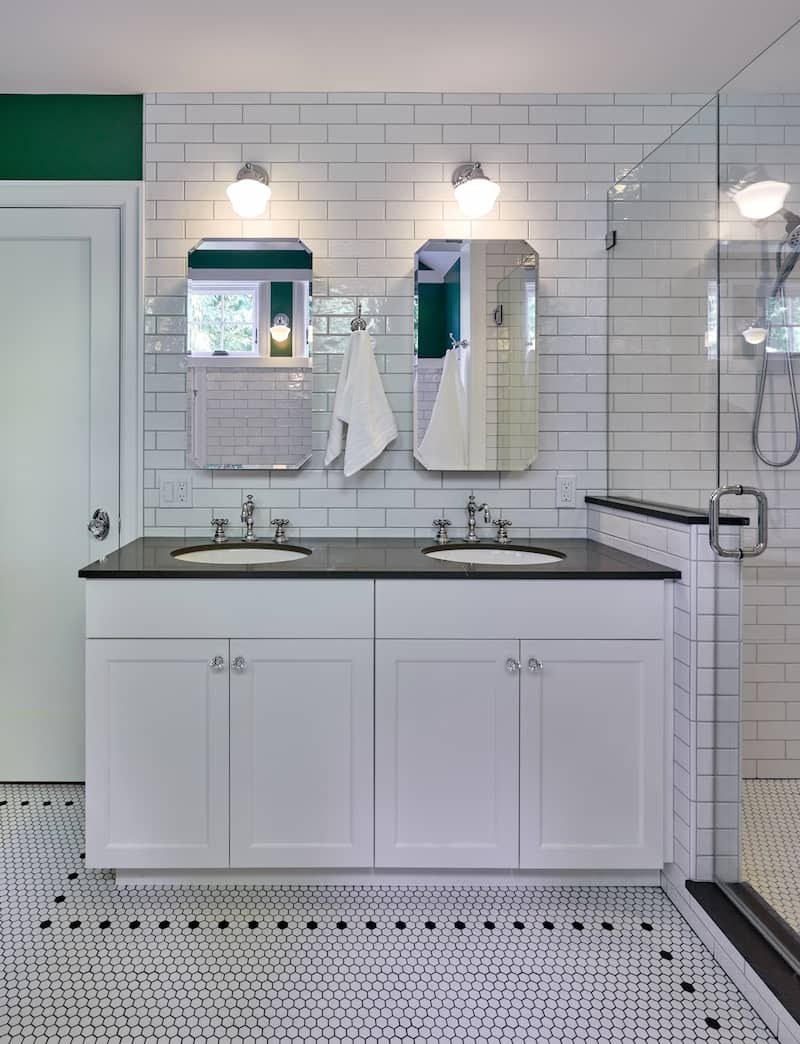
[188,285,257,355]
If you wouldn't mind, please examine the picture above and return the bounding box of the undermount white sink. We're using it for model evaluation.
[423,545,565,566]
[171,544,311,565]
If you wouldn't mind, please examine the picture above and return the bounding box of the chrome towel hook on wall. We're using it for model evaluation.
[351,303,367,332]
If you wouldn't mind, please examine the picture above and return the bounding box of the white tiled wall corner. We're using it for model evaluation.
[588,503,743,884]
[143,92,702,541]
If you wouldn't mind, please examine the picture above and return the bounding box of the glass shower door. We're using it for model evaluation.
[712,30,800,963]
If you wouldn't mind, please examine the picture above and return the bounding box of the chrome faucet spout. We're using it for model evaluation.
[466,493,490,543]
[241,494,257,542]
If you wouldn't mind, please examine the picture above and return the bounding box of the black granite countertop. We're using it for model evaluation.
[79,537,681,581]
[585,495,750,526]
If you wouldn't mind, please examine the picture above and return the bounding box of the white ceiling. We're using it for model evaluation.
[1,1,799,94]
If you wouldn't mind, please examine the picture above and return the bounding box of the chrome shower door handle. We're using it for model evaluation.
[709,485,768,559]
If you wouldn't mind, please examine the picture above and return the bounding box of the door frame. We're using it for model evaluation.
[0,181,143,542]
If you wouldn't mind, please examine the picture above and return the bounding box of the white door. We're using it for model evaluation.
[0,208,121,781]
[375,639,519,869]
[85,639,230,868]
[229,639,373,867]
[520,640,664,870]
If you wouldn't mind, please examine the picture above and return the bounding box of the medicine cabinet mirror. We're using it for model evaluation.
[186,238,312,470]
[414,239,539,471]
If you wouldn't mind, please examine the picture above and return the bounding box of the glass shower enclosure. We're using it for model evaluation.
[607,21,800,967]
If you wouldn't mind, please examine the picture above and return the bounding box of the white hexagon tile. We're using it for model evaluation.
[743,779,800,934]
[1,784,776,1042]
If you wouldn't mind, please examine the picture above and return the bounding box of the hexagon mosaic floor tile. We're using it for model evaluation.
[743,778,800,934]
[1,783,777,1042]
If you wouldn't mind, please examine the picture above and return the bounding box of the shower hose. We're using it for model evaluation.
[752,226,800,467]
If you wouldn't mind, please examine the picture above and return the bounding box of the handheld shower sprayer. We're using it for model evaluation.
[749,203,800,467]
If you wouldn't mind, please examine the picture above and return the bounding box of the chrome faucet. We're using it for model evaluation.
[241,494,257,542]
[466,493,491,543]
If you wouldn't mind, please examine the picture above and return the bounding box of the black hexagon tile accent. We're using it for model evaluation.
[0,782,779,1043]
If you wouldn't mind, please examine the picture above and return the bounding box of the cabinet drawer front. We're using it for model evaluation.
[86,579,374,639]
[375,639,519,869]
[229,639,374,868]
[85,638,230,869]
[375,580,665,640]
[520,639,664,870]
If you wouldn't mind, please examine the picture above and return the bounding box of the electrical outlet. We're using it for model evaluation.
[159,471,192,508]
[556,474,577,509]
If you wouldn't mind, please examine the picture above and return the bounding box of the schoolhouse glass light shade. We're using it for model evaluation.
[226,163,271,218]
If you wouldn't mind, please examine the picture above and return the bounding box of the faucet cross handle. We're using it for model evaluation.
[271,518,290,544]
[433,519,451,545]
[211,518,229,544]
[493,519,512,545]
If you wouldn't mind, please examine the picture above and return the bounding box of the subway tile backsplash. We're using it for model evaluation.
[143,92,701,539]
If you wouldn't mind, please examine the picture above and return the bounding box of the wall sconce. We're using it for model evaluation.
[732,179,790,221]
[452,162,500,218]
[226,162,271,218]
[269,313,291,343]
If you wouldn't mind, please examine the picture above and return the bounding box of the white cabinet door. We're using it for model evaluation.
[229,639,373,867]
[520,640,664,870]
[375,640,519,868]
[85,639,230,868]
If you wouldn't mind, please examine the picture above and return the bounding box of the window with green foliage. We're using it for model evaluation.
[188,286,257,355]
[766,295,800,353]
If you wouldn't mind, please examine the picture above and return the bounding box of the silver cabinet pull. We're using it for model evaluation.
[505,658,521,674]
[709,485,768,559]
[209,656,225,671]
[88,508,110,540]
[527,658,543,672]
[231,656,247,673]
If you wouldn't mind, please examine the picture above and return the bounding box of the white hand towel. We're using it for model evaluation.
[324,329,399,477]
[416,347,468,470]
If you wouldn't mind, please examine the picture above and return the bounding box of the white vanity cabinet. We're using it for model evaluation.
[84,580,374,871]
[85,638,230,868]
[84,576,671,878]
[519,640,664,869]
[374,581,670,873]
[375,640,519,868]
[229,638,373,867]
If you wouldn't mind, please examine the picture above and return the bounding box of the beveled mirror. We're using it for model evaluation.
[414,239,539,471]
[186,238,312,470]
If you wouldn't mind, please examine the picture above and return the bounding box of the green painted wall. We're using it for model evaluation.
[418,284,447,359]
[418,260,460,359]
[0,95,142,180]
[444,260,461,347]
[269,281,294,357]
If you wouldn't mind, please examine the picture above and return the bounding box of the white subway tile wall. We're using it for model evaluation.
[144,92,702,541]
[588,503,742,883]
[187,365,312,469]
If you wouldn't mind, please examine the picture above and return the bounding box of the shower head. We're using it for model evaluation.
[773,217,800,295]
